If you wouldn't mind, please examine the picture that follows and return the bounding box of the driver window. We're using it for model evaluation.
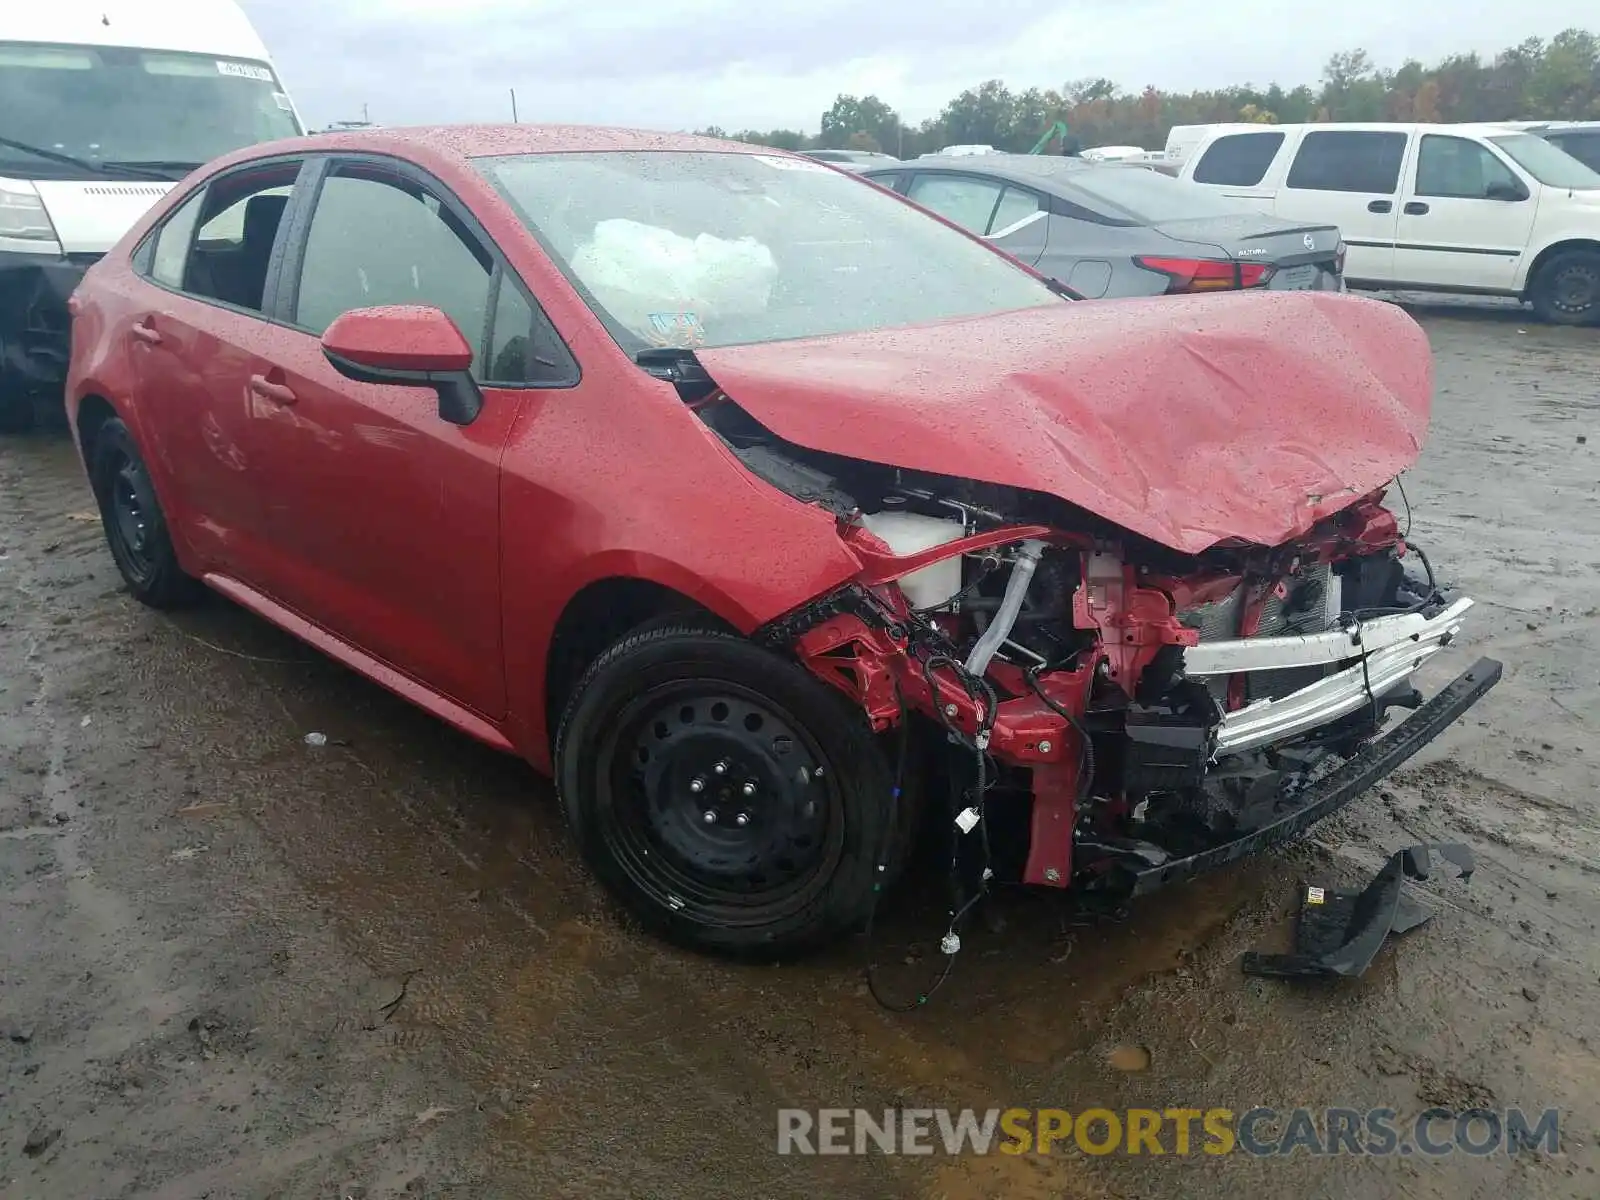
[1416,136,1519,200]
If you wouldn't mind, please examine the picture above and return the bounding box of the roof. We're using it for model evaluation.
[260,124,768,161]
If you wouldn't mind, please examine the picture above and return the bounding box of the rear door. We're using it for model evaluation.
[1392,133,1535,292]
[902,172,1051,266]
[1274,128,1408,285]
[125,157,307,577]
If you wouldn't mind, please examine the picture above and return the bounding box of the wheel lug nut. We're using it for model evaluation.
[741,781,756,797]
[689,777,705,794]
[735,813,750,827]
[713,761,728,775]
[702,810,718,825]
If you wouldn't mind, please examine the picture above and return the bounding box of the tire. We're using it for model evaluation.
[1529,250,1600,326]
[555,625,898,959]
[88,417,203,608]
[0,386,34,435]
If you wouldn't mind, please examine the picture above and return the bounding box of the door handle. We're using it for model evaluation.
[248,374,297,405]
[130,320,161,345]
[1367,200,1393,214]
[1404,201,1430,216]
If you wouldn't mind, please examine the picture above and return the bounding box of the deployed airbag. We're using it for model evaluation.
[570,218,777,347]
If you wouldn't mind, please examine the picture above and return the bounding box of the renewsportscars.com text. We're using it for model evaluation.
[777,1106,1561,1158]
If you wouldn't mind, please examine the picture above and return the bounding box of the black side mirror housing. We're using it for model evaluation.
[323,351,485,426]
[1486,180,1529,202]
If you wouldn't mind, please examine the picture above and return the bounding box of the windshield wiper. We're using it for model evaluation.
[0,135,176,182]
[101,159,203,179]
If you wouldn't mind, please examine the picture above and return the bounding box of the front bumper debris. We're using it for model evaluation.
[1241,842,1475,979]
[1185,598,1475,757]
[1128,656,1501,897]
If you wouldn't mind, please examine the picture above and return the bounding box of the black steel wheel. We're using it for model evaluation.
[556,625,897,958]
[1530,250,1600,326]
[89,417,202,607]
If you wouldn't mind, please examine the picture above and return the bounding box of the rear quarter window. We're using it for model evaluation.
[1549,132,1600,173]
[1286,131,1407,194]
[1191,132,1285,187]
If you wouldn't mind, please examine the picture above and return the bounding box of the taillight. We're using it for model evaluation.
[1133,256,1275,294]
[1334,240,1348,276]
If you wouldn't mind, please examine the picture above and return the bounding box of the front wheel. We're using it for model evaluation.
[555,625,898,959]
[1529,250,1600,326]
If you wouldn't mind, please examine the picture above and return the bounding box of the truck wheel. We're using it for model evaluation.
[89,417,203,607]
[0,388,34,434]
[555,625,897,959]
[1530,250,1600,326]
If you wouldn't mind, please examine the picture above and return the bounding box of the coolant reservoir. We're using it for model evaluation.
[859,511,968,610]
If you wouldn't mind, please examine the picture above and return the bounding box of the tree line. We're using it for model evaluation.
[694,29,1600,157]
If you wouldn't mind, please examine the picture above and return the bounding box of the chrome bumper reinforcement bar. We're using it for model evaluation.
[1181,599,1476,759]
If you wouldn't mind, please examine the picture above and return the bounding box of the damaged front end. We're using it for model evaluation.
[0,249,91,431]
[667,370,1502,899]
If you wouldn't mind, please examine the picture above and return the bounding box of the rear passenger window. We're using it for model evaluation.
[1286,131,1406,194]
[989,187,1043,234]
[1192,132,1284,186]
[149,191,205,289]
[1550,133,1600,173]
[144,164,301,313]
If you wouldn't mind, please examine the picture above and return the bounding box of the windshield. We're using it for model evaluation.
[0,42,300,179]
[476,150,1062,352]
[1487,134,1600,190]
[1062,165,1257,223]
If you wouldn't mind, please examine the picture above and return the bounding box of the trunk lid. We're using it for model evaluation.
[697,290,1430,555]
[1150,216,1343,291]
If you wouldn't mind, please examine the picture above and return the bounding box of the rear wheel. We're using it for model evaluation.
[89,417,203,607]
[555,625,897,958]
[1530,250,1600,326]
[0,384,34,434]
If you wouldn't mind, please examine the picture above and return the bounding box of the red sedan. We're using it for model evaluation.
[66,125,1497,958]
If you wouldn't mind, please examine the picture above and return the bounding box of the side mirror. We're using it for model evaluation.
[1486,180,1529,202]
[320,305,483,426]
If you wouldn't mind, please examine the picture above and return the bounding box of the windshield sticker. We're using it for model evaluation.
[216,61,274,82]
[646,312,707,348]
[272,91,294,111]
[752,154,833,173]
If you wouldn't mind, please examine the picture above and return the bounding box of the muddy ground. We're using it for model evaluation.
[2,305,1597,1200]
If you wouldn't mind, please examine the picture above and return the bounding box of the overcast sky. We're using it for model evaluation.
[242,0,1595,133]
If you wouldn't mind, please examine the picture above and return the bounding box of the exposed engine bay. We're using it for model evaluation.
[649,353,1501,901]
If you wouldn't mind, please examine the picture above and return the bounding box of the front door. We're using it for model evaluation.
[1392,134,1536,293]
[245,159,531,718]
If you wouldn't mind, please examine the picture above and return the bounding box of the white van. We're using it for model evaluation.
[1175,122,1600,324]
[1,0,303,430]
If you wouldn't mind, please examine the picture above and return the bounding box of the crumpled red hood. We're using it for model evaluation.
[697,290,1432,555]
